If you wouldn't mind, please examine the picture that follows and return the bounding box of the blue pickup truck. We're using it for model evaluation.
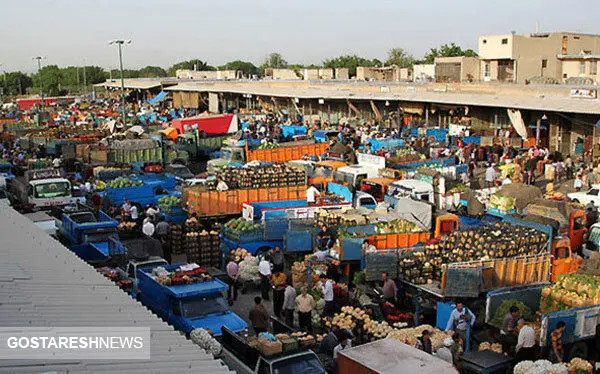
[137,263,247,337]
[101,174,180,208]
[54,205,126,263]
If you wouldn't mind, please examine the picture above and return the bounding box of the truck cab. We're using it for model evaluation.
[164,164,195,184]
[137,263,248,336]
[221,326,325,374]
[333,165,371,193]
[6,168,73,211]
[385,179,435,208]
[583,222,600,258]
[310,160,347,191]
[119,256,168,291]
[360,177,396,202]
[207,146,245,173]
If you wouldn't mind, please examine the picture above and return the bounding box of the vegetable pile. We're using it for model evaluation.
[158,195,181,213]
[205,164,306,190]
[256,142,280,150]
[229,247,251,263]
[106,177,143,188]
[513,359,568,374]
[388,324,454,351]
[541,274,600,313]
[489,194,516,213]
[375,219,422,234]
[190,328,222,356]
[223,217,262,240]
[490,300,534,328]
[478,342,503,354]
[238,255,260,282]
[398,222,547,285]
[567,357,593,373]
[152,265,212,286]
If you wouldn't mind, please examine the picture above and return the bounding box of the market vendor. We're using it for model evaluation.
[445,302,475,350]
[271,270,287,319]
[306,184,321,205]
[317,224,335,250]
[500,305,520,354]
[381,272,398,305]
[216,177,229,192]
[319,274,335,317]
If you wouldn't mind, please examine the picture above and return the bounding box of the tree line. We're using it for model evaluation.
[0,43,476,97]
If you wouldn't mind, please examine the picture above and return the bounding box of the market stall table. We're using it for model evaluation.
[459,350,513,374]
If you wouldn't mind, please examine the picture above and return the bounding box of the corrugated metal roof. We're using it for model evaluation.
[165,82,600,115]
[0,201,233,373]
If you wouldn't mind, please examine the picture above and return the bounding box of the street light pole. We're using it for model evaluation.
[33,56,45,108]
[109,39,132,126]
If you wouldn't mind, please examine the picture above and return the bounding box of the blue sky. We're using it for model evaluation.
[2,0,599,72]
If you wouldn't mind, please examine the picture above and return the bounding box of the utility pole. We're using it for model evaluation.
[33,56,46,108]
[83,63,87,97]
[109,39,132,126]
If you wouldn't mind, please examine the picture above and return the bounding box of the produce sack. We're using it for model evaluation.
[258,338,282,356]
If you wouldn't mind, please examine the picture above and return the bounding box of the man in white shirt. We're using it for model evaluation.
[320,274,334,317]
[121,200,132,221]
[130,204,139,223]
[216,178,229,192]
[142,219,155,236]
[146,205,160,219]
[515,319,536,362]
[306,184,321,205]
[485,163,496,188]
[332,330,352,360]
[258,257,272,301]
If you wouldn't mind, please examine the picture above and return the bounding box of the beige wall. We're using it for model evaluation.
[562,58,600,83]
[461,57,480,81]
[176,69,237,80]
[266,69,301,80]
[413,64,435,81]
[479,32,600,83]
[478,34,514,59]
[335,68,349,80]
[319,68,334,80]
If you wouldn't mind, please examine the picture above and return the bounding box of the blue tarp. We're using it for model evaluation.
[148,91,168,105]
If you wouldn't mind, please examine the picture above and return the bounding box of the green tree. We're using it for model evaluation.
[219,60,258,77]
[261,53,288,70]
[322,55,379,77]
[106,69,141,79]
[424,43,478,64]
[1,71,33,96]
[385,48,415,68]
[83,66,107,84]
[167,60,215,76]
[32,64,62,96]
[138,66,167,78]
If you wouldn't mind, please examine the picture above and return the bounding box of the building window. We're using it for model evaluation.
[591,61,598,75]
[542,59,547,68]
[484,63,491,78]
[580,62,586,75]
[501,38,508,45]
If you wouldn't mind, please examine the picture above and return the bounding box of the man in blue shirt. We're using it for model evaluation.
[445,302,475,350]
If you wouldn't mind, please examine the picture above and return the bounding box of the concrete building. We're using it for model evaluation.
[302,68,334,80]
[413,64,435,82]
[558,53,600,84]
[176,69,239,80]
[264,68,302,80]
[335,68,350,80]
[434,57,480,82]
[478,32,600,83]
[356,66,412,82]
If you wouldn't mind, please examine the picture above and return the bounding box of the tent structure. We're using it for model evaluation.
[160,127,178,141]
[148,91,168,105]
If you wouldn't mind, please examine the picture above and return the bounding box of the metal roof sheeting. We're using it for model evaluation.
[0,201,233,373]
